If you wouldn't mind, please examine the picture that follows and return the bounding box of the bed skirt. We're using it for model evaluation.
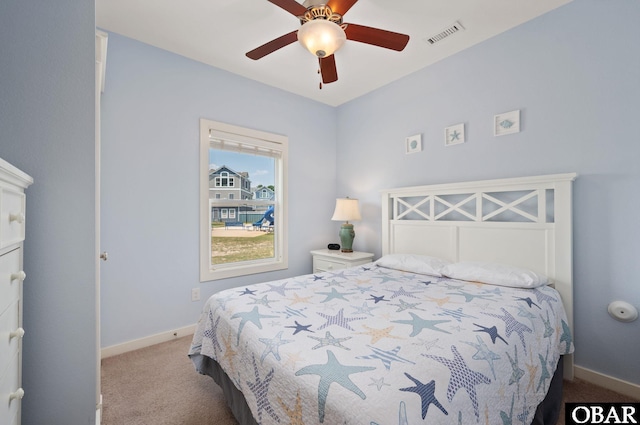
[197,355,259,425]
[195,354,564,425]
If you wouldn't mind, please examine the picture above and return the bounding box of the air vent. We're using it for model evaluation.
[424,21,464,45]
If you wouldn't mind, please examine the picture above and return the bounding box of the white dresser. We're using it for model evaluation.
[0,158,33,425]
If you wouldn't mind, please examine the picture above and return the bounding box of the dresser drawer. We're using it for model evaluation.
[0,249,22,316]
[0,350,22,423]
[0,301,20,380]
[0,187,26,250]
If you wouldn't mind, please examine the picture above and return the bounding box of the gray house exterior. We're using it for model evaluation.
[209,165,253,222]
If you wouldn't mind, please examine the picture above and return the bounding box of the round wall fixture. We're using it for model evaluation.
[607,301,638,323]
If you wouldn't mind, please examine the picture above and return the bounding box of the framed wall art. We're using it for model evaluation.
[494,110,520,136]
[405,134,422,154]
[445,123,465,146]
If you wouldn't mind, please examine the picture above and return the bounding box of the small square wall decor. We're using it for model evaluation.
[445,123,465,146]
[494,110,520,136]
[405,134,422,154]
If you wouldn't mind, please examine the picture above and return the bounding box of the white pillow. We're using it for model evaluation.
[441,261,549,288]
[375,254,450,277]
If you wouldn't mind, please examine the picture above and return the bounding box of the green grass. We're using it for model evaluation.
[211,233,274,265]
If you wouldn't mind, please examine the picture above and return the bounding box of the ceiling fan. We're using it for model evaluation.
[246,0,410,86]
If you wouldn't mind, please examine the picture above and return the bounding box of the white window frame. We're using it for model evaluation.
[200,118,288,281]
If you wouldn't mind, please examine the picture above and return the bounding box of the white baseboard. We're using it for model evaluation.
[574,365,640,400]
[101,324,196,359]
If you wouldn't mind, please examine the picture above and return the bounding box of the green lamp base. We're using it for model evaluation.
[338,223,355,252]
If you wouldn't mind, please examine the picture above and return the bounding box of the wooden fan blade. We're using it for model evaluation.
[327,0,359,16]
[344,23,410,51]
[246,31,298,60]
[319,55,338,84]
[267,0,308,17]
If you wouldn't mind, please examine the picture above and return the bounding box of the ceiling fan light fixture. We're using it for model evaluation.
[297,19,346,58]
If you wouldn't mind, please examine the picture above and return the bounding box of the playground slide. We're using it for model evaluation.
[253,206,274,226]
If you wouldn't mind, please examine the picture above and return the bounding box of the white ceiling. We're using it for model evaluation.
[96,0,572,107]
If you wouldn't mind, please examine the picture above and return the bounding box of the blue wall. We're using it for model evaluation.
[99,33,338,347]
[1,1,638,423]
[336,0,640,386]
[0,1,97,424]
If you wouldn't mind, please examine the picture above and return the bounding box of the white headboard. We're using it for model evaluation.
[380,173,576,379]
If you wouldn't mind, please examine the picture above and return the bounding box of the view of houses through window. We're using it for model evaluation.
[208,161,276,265]
[200,119,288,281]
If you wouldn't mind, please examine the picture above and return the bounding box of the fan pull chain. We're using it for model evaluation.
[318,69,322,90]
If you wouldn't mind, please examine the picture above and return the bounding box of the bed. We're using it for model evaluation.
[190,173,576,425]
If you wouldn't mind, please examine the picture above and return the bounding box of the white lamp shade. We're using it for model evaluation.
[331,198,361,221]
[297,19,346,58]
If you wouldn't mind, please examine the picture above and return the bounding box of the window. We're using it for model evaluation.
[214,171,236,187]
[200,119,288,281]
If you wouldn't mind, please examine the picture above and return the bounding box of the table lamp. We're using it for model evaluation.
[331,197,361,252]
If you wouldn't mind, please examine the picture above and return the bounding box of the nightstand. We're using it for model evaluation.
[310,249,375,273]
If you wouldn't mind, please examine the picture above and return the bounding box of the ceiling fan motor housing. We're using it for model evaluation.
[299,4,343,26]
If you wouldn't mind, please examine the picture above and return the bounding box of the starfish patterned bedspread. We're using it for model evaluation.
[189,263,573,425]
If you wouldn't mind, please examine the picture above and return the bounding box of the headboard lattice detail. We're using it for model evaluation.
[394,189,549,223]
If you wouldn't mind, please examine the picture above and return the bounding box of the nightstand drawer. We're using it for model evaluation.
[310,249,375,273]
[314,258,347,272]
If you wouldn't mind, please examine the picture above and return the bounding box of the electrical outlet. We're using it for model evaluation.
[191,287,201,302]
